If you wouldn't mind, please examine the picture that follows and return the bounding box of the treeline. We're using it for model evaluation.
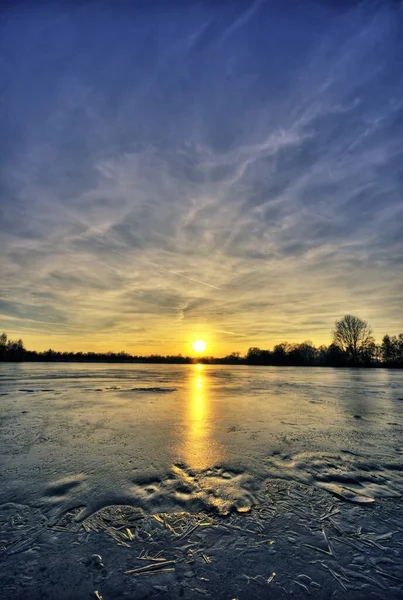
[0,334,192,364]
[243,337,402,367]
[0,316,402,367]
[244,314,403,367]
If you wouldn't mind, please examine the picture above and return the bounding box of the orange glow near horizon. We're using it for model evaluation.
[1,329,344,357]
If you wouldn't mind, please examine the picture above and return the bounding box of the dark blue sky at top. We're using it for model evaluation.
[0,0,402,353]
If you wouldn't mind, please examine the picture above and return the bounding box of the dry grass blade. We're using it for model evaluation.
[3,531,42,555]
[177,523,199,540]
[375,568,403,584]
[343,567,385,589]
[153,515,164,524]
[244,574,266,586]
[320,563,348,591]
[293,580,310,594]
[255,521,265,533]
[332,536,361,551]
[322,527,334,556]
[303,543,332,557]
[320,508,340,521]
[372,532,394,541]
[104,527,130,546]
[163,515,178,535]
[328,517,346,536]
[137,550,166,562]
[358,536,387,551]
[220,523,256,534]
[125,560,176,576]
[128,568,175,577]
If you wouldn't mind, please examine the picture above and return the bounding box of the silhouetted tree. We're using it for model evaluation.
[246,347,272,365]
[381,334,403,367]
[271,343,290,365]
[223,352,241,364]
[382,335,394,362]
[3,337,25,361]
[325,343,348,366]
[289,342,317,366]
[333,315,374,364]
[317,345,329,366]
[0,332,7,360]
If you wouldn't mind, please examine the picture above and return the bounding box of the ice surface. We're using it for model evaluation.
[0,363,402,519]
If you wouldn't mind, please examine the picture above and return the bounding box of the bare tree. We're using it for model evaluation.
[333,315,374,362]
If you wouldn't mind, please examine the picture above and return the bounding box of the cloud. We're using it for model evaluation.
[0,0,402,353]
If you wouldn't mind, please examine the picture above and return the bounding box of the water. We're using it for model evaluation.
[1,363,403,518]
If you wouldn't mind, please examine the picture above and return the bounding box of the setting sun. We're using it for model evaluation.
[192,340,207,353]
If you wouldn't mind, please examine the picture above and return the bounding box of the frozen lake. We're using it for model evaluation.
[1,363,402,518]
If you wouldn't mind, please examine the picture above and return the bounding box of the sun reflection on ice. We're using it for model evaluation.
[180,364,224,471]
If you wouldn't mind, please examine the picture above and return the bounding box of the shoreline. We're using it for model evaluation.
[1,359,401,369]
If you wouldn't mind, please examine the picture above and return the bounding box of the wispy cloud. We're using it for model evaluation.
[0,0,402,354]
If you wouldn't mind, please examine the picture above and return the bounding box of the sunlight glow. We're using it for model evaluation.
[178,364,223,471]
[192,339,207,353]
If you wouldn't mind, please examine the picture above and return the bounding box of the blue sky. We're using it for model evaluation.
[1,0,402,354]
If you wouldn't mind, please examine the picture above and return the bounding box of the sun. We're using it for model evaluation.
[192,339,207,353]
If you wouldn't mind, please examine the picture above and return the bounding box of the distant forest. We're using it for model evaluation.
[1,316,402,368]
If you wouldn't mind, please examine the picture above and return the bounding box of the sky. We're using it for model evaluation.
[0,0,402,356]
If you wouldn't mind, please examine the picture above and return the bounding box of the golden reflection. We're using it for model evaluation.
[180,364,224,470]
